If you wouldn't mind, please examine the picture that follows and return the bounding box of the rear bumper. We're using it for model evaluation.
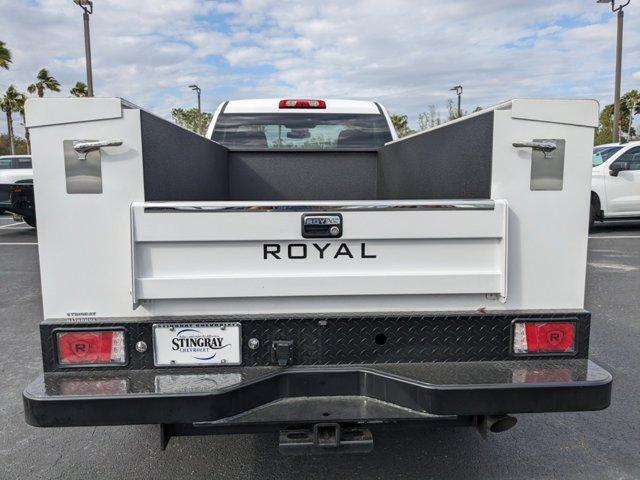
[24,359,612,428]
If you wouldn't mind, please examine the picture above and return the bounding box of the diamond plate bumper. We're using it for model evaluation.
[38,311,592,372]
[24,359,611,428]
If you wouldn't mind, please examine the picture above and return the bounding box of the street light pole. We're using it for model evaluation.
[74,0,94,97]
[450,85,463,118]
[598,0,631,143]
[189,85,202,134]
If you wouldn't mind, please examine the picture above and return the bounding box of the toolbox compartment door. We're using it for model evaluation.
[130,199,508,304]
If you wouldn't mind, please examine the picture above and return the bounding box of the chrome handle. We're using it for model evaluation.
[73,139,123,160]
[512,141,557,154]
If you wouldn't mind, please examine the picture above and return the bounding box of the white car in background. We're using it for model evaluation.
[591,141,640,227]
[0,155,33,214]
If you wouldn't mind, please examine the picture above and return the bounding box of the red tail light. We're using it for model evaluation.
[513,321,576,355]
[279,99,326,109]
[57,330,126,366]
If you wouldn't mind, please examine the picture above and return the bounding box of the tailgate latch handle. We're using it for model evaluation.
[73,139,123,160]
[513,141,557,158]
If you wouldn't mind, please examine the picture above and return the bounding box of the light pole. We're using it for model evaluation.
[189,84,202,133]
[450,85,463,118]
[73,0,94,97]
[598,0,631,143]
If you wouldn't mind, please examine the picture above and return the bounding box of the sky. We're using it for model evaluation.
[0,0,639,136]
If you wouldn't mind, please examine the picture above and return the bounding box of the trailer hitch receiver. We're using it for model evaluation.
[279,424,373,455]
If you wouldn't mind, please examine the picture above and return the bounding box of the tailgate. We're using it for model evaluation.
[131,199,507,304]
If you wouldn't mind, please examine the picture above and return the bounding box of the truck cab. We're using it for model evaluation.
[591,141,640,225]
[207,98,398,149]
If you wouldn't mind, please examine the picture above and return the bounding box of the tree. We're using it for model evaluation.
[70,81,88,97]
[390,114,415,137]
[14,93,30,154]
[595,90,639,145]
[171,107,213,135]
[0,134,28,155]
[625,90,639,140]
[27,68,61,98]
[417,105,443,131]
[0,41,11,70]
[0,86,26,155]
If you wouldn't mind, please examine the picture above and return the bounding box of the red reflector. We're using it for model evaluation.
[513,322,575,354]
[279,99,326,109]
[57,330,126,365]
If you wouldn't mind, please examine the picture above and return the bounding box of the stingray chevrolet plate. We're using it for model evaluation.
[153,323,242,366]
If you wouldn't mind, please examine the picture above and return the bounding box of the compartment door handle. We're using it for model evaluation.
[512,141,557,154]
[73,139,123,160]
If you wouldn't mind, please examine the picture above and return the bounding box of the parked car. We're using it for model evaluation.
[591,141,640,227]
[7,183,36,227]
[0,155,33,214]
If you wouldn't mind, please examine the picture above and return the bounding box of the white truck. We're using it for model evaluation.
[22,97,611,454]
[591,141,640,226]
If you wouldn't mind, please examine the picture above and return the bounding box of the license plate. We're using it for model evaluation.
[153,323,241,366]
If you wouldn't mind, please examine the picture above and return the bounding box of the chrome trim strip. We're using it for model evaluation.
[142,200,495,213]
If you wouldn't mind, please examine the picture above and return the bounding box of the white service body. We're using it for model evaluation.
[25,97,598,320]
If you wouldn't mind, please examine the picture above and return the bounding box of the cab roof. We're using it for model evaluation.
[222,98,381,115]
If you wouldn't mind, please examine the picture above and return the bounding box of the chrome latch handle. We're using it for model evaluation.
[513,141,557,158]
[73,139,123,160]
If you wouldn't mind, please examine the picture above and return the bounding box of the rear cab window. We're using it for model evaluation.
[212,114,393,150]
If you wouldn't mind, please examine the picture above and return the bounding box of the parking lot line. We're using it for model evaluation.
[0,221,25,229]
[0,242,38,245]
[589,235,640,239]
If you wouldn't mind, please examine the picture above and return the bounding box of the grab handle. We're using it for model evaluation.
[73,139,123,160]
[512,141,557,155]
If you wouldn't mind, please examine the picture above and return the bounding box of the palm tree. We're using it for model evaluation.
[0,41,11,70]
[14,93,30,154]
[70,81,88,97]
[27,68,61,97]
[0,86,25,155]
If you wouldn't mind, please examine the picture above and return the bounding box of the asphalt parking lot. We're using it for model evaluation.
[0,214,639,480]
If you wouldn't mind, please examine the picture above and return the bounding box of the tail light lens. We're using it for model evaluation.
[513,321,576,355]
[279,99,326,109]
[57,330,126,366]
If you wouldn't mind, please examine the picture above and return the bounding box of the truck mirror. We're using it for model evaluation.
[609,162,630,177]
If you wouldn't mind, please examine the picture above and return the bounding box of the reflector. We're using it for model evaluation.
[513,322,575,354]
[57,330,126,365]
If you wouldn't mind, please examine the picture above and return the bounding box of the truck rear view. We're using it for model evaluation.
[22,97,611,454]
